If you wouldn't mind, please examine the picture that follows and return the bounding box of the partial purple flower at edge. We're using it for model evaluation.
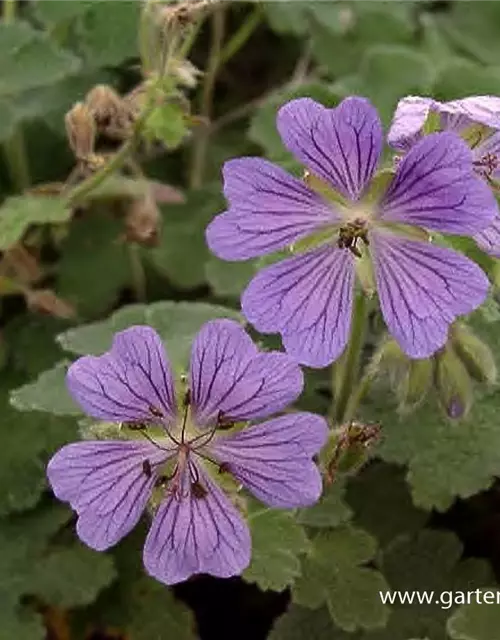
[388,95,500,257]
[206,97,496,367]
[47,322,327,585]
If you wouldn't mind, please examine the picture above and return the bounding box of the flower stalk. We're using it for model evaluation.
[332,292,368,424]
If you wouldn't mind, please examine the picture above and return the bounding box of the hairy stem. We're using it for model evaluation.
[218,4,262,67]
[189,5,226,189]
[332,293,368,424]
[127,243,147,302]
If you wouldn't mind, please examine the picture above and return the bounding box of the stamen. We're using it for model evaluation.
[138,429,179,450]
[191,481,208,500]
[142,459,153,478]
[124,421,147,431]
[149,405,164,418]
[216,410,235,430]
[180,391,190,444]
[337,219,369,257]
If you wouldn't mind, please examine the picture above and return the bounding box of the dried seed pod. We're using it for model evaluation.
[64,102,96,160]
[85,84,135,141]
[124,193,161,246]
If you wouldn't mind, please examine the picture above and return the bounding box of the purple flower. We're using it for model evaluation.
[388,95,500,256]
[47,321,327,585]
[206,97,496,366]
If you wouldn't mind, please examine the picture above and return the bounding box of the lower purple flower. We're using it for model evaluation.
[47,321,327,585]
[207,97,496,366]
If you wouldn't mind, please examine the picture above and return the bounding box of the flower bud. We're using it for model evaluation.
[85,84,134,141]
[64,102,96,160]
[124,194,161,246]
[171,59,202,89]
[25,289,76,319]
[451,323,497,385]
[435,346,473,420]
[397,357,433,412]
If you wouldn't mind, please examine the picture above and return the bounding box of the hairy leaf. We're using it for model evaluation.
[292,527,390,632]
[0,196,71,251]
[244,506,310,592]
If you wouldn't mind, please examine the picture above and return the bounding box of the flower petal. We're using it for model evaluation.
[209,413,327,508]
[387,96,434,151]
[190,319,303,425]
[475,215,500,257]
[277,96,383,200]
[143,461,250,585]
[380,132,497,235]
[206,157,337,260]
[242,245,355,367]
[47,440,170,551]
[371,231,489,358]
[67,326,177,424]
[388,95,500,151]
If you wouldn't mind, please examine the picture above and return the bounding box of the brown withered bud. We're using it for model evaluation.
[124,194,161,246]
[25,289,76,319]
[158,0,217,30]
[0,246,43,286]
[85,84,135,141]
[65,102,96,160]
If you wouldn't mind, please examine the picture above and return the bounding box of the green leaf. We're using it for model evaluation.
[0,196,71,251]
[56,213,131,318]
[10,361,82,416]
[243,506,310,591]
[0,100,16,143]
[355,46,434,124]
[32,0,93,29]
[347,464,428,546]
[292,527,390,632]
[0,502,114,636]
[0,22,80,98]
[269,605,347,640]
[206,256,257,298]
[0,607,45,640]
[366,530,494,640]
[310,3,413,78]
[31,545,116,608]
[81,528,196,639]
[145,102,188,149]
[431,58,500,101]
[0,375,77,515]
[364,382,500,510]
[297,479,353,529]
[58,300,241,372]
[5,315,71,376]
[448,589,500,640]
[79,1,140,68]
[440,2,500,67]
[262,1,308,35]
[148,188,222,289]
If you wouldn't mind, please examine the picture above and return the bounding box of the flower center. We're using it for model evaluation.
[337,218,369,257]
[125,390,230,502]
[474,152,498,178]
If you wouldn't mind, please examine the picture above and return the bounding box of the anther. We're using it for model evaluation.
[142,459,153,478]
[191,481,208,500]
[149,405,164,418]
[216,410,234,430]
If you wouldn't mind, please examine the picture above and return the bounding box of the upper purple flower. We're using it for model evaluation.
[206,97,496,366]
[47,321,327,585]
[388,95,500,256]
